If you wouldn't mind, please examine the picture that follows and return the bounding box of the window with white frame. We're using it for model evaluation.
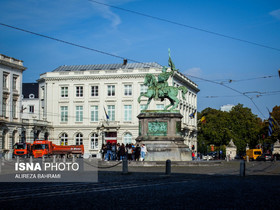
[107,105,115,121]
[124,105,132,121]
[2,98,7,117]
[61,87,68,97]
[12,76,18,91]
[91,105,98,122]
[140,105,146,111]
[75,133,83,145]
[12,100,16,118]
[123,133,132,145]
[156,104,164,110]
[3,73,8,89]
[60,133,68,145]
[91,86,99,97]
[91,133,98,149]
[76,106,83,122]
[76,86,83,97]
[61,106,68,122]
[29,105,34,113]
[124,85,132,96]
[107,85,115,96]
[140,84,148,94]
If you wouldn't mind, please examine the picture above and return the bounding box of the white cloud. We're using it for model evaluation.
[184,67,202,77]
[269,9,280,20]
[89,0,135,29]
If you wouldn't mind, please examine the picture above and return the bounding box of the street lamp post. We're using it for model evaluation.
[99,123,105,159]
[100,123,105,145]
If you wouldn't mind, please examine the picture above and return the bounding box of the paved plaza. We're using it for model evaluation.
[0,160,280,209]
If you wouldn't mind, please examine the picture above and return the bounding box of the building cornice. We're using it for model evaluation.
[40,73,157,82]
[174,72,200,93]
[0,60,26,71]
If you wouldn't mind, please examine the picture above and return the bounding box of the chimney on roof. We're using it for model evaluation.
[123,59,128,65]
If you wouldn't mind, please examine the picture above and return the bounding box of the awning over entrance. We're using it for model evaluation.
[106,140,117,144]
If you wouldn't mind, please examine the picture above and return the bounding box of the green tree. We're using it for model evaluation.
[197,104,262,155]
[228,104,262,154]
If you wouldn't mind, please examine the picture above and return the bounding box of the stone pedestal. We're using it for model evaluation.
[136,111,191,161]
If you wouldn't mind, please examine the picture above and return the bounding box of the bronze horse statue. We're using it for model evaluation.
[138,73,188,111]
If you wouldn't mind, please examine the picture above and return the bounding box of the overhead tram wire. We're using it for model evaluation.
[202,91,280,99]
[192,75,278,84]
[184,73,266,118]
[0,22,267,117]
[89,0,280,52]
[0,22,149,67]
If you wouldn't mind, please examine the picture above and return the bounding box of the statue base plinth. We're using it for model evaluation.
[136,111,191,161]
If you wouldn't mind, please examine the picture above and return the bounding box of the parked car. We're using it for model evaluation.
[256,153,273,161]
[202,152,218,160]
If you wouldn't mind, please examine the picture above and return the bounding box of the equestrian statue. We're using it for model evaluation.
[138,50,188,111]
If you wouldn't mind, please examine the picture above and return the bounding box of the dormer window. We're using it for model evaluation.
[29,94,35,99]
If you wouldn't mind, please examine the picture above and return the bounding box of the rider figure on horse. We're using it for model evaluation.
[156,50,178,99]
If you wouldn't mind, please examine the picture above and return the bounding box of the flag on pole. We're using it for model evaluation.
[200,116,206,124]
[104,106,109,121]
[268,113,277,136]
[189,110,196,119]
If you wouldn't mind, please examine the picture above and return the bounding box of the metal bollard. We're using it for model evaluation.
[207,155,209,161]
[246,156,249,163]
[226,155,229,162]
[53,155,56,163]
[122,157,128,174]
[240,160,245,177]
[165,159,171,175]
[63,155,66,163]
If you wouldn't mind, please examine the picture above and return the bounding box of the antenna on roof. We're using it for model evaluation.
[123,59,128,65]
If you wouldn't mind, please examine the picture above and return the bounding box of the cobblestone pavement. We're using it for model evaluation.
[0,160,279,209]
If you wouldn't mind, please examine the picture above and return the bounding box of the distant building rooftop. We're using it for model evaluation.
[22,83,39,99]
[52,62,162,72]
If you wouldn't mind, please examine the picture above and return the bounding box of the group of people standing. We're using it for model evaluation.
[101,142,147,161]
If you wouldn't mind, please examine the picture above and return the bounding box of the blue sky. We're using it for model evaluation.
[0,0,279,119]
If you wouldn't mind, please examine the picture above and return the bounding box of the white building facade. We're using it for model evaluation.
[21,83,50,143]
[38,62,199,158]
[0,54,26,159]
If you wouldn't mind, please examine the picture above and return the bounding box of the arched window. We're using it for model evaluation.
[123,133,132,145]
[60,133,68,145]
[76,133,83,145]
[91,133,98,149]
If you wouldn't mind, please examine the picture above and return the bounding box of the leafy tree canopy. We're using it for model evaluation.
[197,104,264,154]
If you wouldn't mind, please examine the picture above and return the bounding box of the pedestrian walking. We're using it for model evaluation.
[127,144,133,161]
[119,144,126,160]
[105,142,112,161]
[101,144,106,160]
[192,151,195,161]
[135,144,141,161]
[141,144,147,161]
[111,143,116,161]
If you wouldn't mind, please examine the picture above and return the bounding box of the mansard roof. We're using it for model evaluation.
[52,62,162,72]
[22,83,39,99]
